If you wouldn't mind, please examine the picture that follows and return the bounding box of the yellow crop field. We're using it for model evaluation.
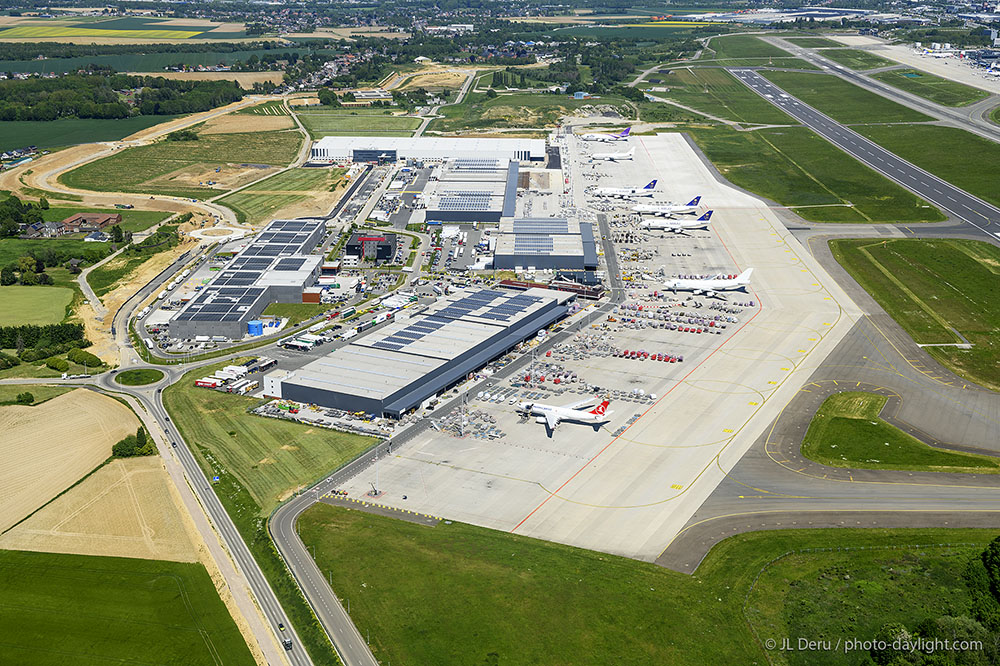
[0,25,202,39]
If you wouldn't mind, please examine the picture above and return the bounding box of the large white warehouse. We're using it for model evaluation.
[310,136,545,163]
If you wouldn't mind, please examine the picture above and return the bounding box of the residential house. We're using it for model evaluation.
[62,213,122,234]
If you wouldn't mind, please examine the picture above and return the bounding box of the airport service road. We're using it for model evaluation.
[332,133,862,562]
[659,312,1000,572]
[728,69,1000,233]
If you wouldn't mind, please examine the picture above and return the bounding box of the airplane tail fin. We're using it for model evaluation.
[644,180,657,190]
[697,210,713,222]
[686,196,701,207]
[619,127,631,137]
[626,148,635,155]
[589,400,610,416]
[738,268,754,282]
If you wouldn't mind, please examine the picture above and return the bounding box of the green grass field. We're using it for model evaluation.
[816,48,896,71]
[0,48,318,76]
[650,67,793,124]
[114,368,164,386]
[687,125,944,223]
[831,238,1000,390]
[86,254,145,297]
[429,92,632,132]
[294,109,420,138]
[0,549,254,666]
[0,237,110,265]
[854,124,1000,207]
[749,543,987,666]
[801,391,1000,473]
[709,34,793,59]
[0,383,72,405]
[784,36,843,48]
[298,503,997,666]
[42,206,170,234]
[761,70,933,123]
[261,302,329,325]
[60,130,303,200]
[0,116,182,151]
[0,355,97,380]
[163,359,374,513]
[236,100,289,115]
[0,285,73,325]
[218,167,344,224]
[870,68,989,107]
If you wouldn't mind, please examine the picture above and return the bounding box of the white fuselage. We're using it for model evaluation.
[664,269,753,296]
[593,187,654,198]
[634,203,698,216]
[640,218,709,232]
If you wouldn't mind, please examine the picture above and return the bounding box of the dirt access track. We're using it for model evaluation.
[0,388,140,533]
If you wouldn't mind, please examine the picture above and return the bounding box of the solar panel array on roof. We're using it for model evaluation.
[512,219,570,234]
[513,236,555,255]
[174,287,268,322]
[274,258,306,271]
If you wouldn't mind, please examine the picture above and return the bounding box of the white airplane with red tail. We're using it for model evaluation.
[518,397,612,436]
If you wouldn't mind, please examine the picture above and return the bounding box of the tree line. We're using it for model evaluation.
[0,322,85,350]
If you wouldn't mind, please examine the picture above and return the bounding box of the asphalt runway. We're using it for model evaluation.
[727,68,1000,233]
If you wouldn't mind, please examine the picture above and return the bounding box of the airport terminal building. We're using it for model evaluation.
[275,287,574,417]
[168,219,324,340]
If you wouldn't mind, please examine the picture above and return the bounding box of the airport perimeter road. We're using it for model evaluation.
[728,68,1000,232]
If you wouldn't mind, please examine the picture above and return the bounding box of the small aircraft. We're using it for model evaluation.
[664,268,753,297]
[640,210,714,233]
[581,127,631,142]
[633,196,702,217]
[591,147,635,162]
[592,180,657,199]
[518,397,613,436]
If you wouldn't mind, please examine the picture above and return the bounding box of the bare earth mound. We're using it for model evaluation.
[0,389,139,532]
[0,456,198,562]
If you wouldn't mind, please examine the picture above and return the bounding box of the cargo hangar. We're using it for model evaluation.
[168,218,324,340]
[270,287,574,417]
[309,136,546,164]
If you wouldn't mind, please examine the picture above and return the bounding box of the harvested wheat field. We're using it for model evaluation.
[0,389,139,532]
[201,113,293,134]
[400,71,468,90]
[129,71,285,89]
[0,456,198,562]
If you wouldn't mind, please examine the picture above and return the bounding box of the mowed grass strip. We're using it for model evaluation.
[831,238,1000,389]
[816,47,897,70]
[802,392,1000,473]
[295,110,420,138]
[652,67,793,124]
[761,70,933,123]
[854,124,1000,207]
[784,36,843,48]
[219,167,343,224]
[709,34,794,59]
[0,286,73,325]
[870,68,989,107]
[162,359,374,512]
[298,503,997,666]
[114,368,164,386]
[60,130,302,199]
[0,384,72,405]
[0,549,254,666]
[687,125,944,223]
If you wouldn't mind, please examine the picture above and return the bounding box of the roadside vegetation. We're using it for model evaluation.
[86,224,182,298]
[0,384,71,405]
[815,48,896,71]
[162,359,377,665]
[760,70,933,124]
[831,238,1000,390]
[871,68,989,107]
[428,92,633,133]
[687,125,945,223]
[802,392,1000,473]
[261,302,330,326]
[298,503,999,666]
[114,368,164,386]
[0,549,255,665]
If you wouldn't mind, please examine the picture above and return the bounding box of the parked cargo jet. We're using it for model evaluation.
[633,196,702,217]
[581,127,630,142]
[640,210,713,233]
[518,397,612,436]
[592,180,657,199]
[664,268,753,297]
[591,147,634,162]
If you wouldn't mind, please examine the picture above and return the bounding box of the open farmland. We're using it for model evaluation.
[0,25,202,40]
[871,68,989,106]
[42,206,170,233]
[399,70,468,91]
[0,389,139,532]
[0,238,109,265]
[650,67,793,124]
[0,48,318,75]
[0,285,73,325]
[0,549,255,665]
[686,125,944,223]
[218,167,346,224]
[294,108,421,138]
[60,129,302,199]
[761,70,933,123]
[831,238,1000,390]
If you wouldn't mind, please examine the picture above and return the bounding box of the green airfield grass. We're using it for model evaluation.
[60,130,302,200]
[870,68,989,107]
[298,503,998,666]
[113,368,164,386]
[651,67,793,124]
[709,33,793,59]
[0,115,181,151]
[784,36,843,48]
[41,206,170,233]
[0,383,71,405]
[0,549,254,666]
[831,238,1000,390]
[748,543,987,666]
[0,285,73,325]
[816,47,896,71]
[853,124,1000,208]
[801,392,1000,473]
[686,125,944,223]
[295,110,420,138]
[218,167,343,224]
[761,70,933,123]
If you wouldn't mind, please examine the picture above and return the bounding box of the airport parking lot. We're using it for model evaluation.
[338,132,863,561]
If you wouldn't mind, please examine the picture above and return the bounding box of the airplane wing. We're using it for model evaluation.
[562,397,598,410]
[545,412,561,431]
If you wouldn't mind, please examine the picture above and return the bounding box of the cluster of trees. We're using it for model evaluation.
[18,339,89,363]
[0,195,44,238]
[124,224,179,256]
[113,427,156,458]
[0,74,243,122]
[13,391,33,405]
[0,322,85,351]
[166,129,199,141]
[67,347,102,369]
[0,40,306,62]
[0,350,19,370]
[1,255,55,286]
